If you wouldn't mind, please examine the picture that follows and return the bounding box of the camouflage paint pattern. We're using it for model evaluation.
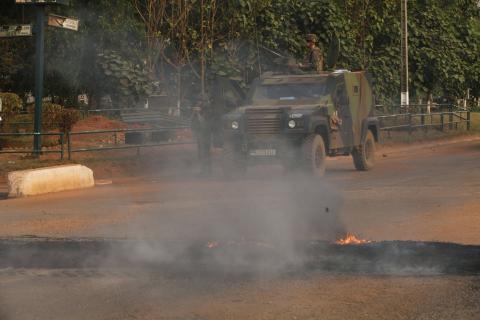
[343,72,374,145]
[223,70,376,155]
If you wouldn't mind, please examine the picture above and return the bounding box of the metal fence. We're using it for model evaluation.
[0,110,472,160]
[6,106,191,129]
[81,108,122,119]
[375,103,462,115]
[0,132,65,158]
[66,127,192,160]
[378,110,470,135]
[0,127,192,160]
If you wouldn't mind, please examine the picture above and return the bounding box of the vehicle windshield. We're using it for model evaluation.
[252,83,326,103]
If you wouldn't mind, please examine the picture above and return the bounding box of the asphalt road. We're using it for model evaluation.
[1,136,479,243]
[0,137,480,319]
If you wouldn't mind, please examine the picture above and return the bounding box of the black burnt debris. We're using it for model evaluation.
[0,236,479,276]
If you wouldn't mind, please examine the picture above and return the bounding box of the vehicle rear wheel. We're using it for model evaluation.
[222,141,246,178]
[302,134,326,177]
[352,130,376,171]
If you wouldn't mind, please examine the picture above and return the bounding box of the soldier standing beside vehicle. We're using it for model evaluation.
[191,96,213,176]
[299,34,324,73]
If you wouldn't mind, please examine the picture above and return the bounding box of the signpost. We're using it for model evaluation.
[11,0,76,156]
[48,14,79,31]
[33,5,46,155]
[0,25,32,38]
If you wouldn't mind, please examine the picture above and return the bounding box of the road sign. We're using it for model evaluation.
[16,0,70,5]
[47,14,79,31]
[0,24,32,38]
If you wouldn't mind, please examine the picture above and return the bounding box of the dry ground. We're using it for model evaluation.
[1,271,479,320]
[0,135,480,319]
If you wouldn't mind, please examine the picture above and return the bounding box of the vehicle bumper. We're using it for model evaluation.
[240,134,304,160]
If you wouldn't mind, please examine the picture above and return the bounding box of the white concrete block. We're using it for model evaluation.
[7,164,95,197]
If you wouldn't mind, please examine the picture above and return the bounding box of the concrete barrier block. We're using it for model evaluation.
[7,164,95,197]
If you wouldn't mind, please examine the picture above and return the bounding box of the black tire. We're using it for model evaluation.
[222,141,246,178]
[352,130,376,171]
[302,134,326,177]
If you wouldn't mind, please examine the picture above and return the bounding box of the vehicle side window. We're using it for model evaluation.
[353,85,359,96]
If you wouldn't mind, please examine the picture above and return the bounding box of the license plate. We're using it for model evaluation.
[250,149,276,156]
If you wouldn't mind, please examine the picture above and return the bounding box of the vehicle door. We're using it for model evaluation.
[333,82,354,148]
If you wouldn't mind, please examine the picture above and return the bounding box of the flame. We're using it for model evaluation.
[335,233,371,245]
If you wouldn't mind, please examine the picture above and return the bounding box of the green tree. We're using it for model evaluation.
[1,0,479,110]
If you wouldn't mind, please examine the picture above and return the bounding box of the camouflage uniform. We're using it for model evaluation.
[308,47,324,73]
[301,34,324,73]
[191,77,246,176]
[191,98,213,175]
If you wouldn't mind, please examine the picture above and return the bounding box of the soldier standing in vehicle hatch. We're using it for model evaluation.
[299,34,324,73]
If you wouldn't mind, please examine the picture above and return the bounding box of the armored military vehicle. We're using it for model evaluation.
[222,70,379,177]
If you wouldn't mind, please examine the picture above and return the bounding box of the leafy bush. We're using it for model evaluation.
[0,92,22,130]
[41,103,81,133]
[59,108,81,133]
[42,102,64,131]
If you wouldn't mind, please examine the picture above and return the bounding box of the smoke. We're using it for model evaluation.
[112,168,346,276]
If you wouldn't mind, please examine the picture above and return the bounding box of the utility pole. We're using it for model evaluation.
[33,4,46,155]
[400,0,409,110]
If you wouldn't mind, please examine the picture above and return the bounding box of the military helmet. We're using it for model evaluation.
[306,34,318,43]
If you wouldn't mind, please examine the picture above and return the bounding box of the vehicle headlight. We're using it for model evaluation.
[231,121,239,130]
[288,120,296,129]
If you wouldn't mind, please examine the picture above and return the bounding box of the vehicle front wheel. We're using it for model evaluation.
[302,134,326,177]
[352,130,376,171]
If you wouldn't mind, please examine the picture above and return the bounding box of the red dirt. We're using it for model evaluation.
[73,115,129,131]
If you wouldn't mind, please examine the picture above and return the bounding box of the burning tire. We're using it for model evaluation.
[352,130,376,171]
[302,134,326,177]
[222,141,246,178]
